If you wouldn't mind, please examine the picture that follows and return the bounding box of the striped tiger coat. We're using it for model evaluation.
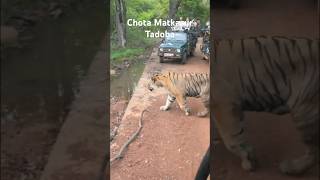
[211,36,319,175]
[148,72,210,117]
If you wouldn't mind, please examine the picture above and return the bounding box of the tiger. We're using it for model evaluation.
[147,72,210,117]
[197,36,319,178]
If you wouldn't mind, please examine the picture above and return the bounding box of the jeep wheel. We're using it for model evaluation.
[159,56,164,63]
[181,52,187,64]
[190,48,195,56]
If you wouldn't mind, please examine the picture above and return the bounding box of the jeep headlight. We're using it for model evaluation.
[176,48,181,53]
[159,48,163,51]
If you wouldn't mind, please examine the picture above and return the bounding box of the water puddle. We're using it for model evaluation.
[110,59,146,101]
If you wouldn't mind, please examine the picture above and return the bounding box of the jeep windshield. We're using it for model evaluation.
[165,33,187,43]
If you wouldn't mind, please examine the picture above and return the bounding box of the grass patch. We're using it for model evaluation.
[126,28,160,48]
[111,48,144,62]
[111,27,160,65]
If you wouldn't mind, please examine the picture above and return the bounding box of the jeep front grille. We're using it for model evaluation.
[163,48,174,52]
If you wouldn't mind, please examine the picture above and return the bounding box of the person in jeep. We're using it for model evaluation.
[200,27,210,61]
[158,31,193,64]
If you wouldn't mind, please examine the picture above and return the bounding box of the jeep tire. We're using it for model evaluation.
[181,52,187,64]
[190,48,195,56]
[159,56,164,63]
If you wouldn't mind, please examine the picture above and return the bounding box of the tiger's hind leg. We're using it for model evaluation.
[160,94,176,111]
[197,94,209,117]
[175,94,191,116]
[279,106,319,175]
[213,102,257,171]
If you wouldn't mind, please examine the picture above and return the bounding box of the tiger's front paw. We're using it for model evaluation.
[239,146,257,171]
[184,107,191,116]
[160,106,169,111]
[242,159,256,171]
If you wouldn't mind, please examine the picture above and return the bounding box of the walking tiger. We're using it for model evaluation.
[147,72,210,117]
[196,36,319,179]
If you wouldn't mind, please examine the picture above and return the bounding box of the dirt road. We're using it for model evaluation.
[110,38,210,179]
[212,0,319,180]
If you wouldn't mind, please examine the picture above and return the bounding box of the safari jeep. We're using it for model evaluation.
[158,31,194,64]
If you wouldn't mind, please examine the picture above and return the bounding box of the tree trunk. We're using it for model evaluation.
[168,0,182,20]
[115,0,126,47]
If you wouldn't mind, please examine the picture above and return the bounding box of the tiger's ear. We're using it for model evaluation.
[151,75,158,82]
[151,76,155,81]
[151,72,162,80]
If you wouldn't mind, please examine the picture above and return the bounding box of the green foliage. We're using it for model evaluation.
[126,0,169,21]
[126,27,159,47]
[110,0,209,64]
[110,0,169,33]
[176,0,209,26]
[110,0,164,64]
[111,27,159,49]
[111,48,144,62]
[111,27,159,64]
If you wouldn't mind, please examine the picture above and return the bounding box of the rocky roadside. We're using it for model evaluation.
[109,47,155,135]
[110,97,128,142]
[109,54,149,143]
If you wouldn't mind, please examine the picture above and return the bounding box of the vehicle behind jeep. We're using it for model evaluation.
[200,28,210,61]
[158,32,193,64]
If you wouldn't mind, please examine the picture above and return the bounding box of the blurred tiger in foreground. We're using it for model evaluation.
[147,72,210,117]
[196,36,319,178]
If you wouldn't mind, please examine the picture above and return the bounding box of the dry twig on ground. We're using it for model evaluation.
[110,109,148,163]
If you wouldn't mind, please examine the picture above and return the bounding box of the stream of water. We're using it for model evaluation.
[110,59,146,101]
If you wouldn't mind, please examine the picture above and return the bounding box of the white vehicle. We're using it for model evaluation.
[171,19,195,31]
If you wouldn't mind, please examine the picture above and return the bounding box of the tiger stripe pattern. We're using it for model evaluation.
[211,36,319,175]
[148,72,210,117]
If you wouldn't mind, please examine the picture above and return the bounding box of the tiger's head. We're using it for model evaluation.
[147,73,166,91]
